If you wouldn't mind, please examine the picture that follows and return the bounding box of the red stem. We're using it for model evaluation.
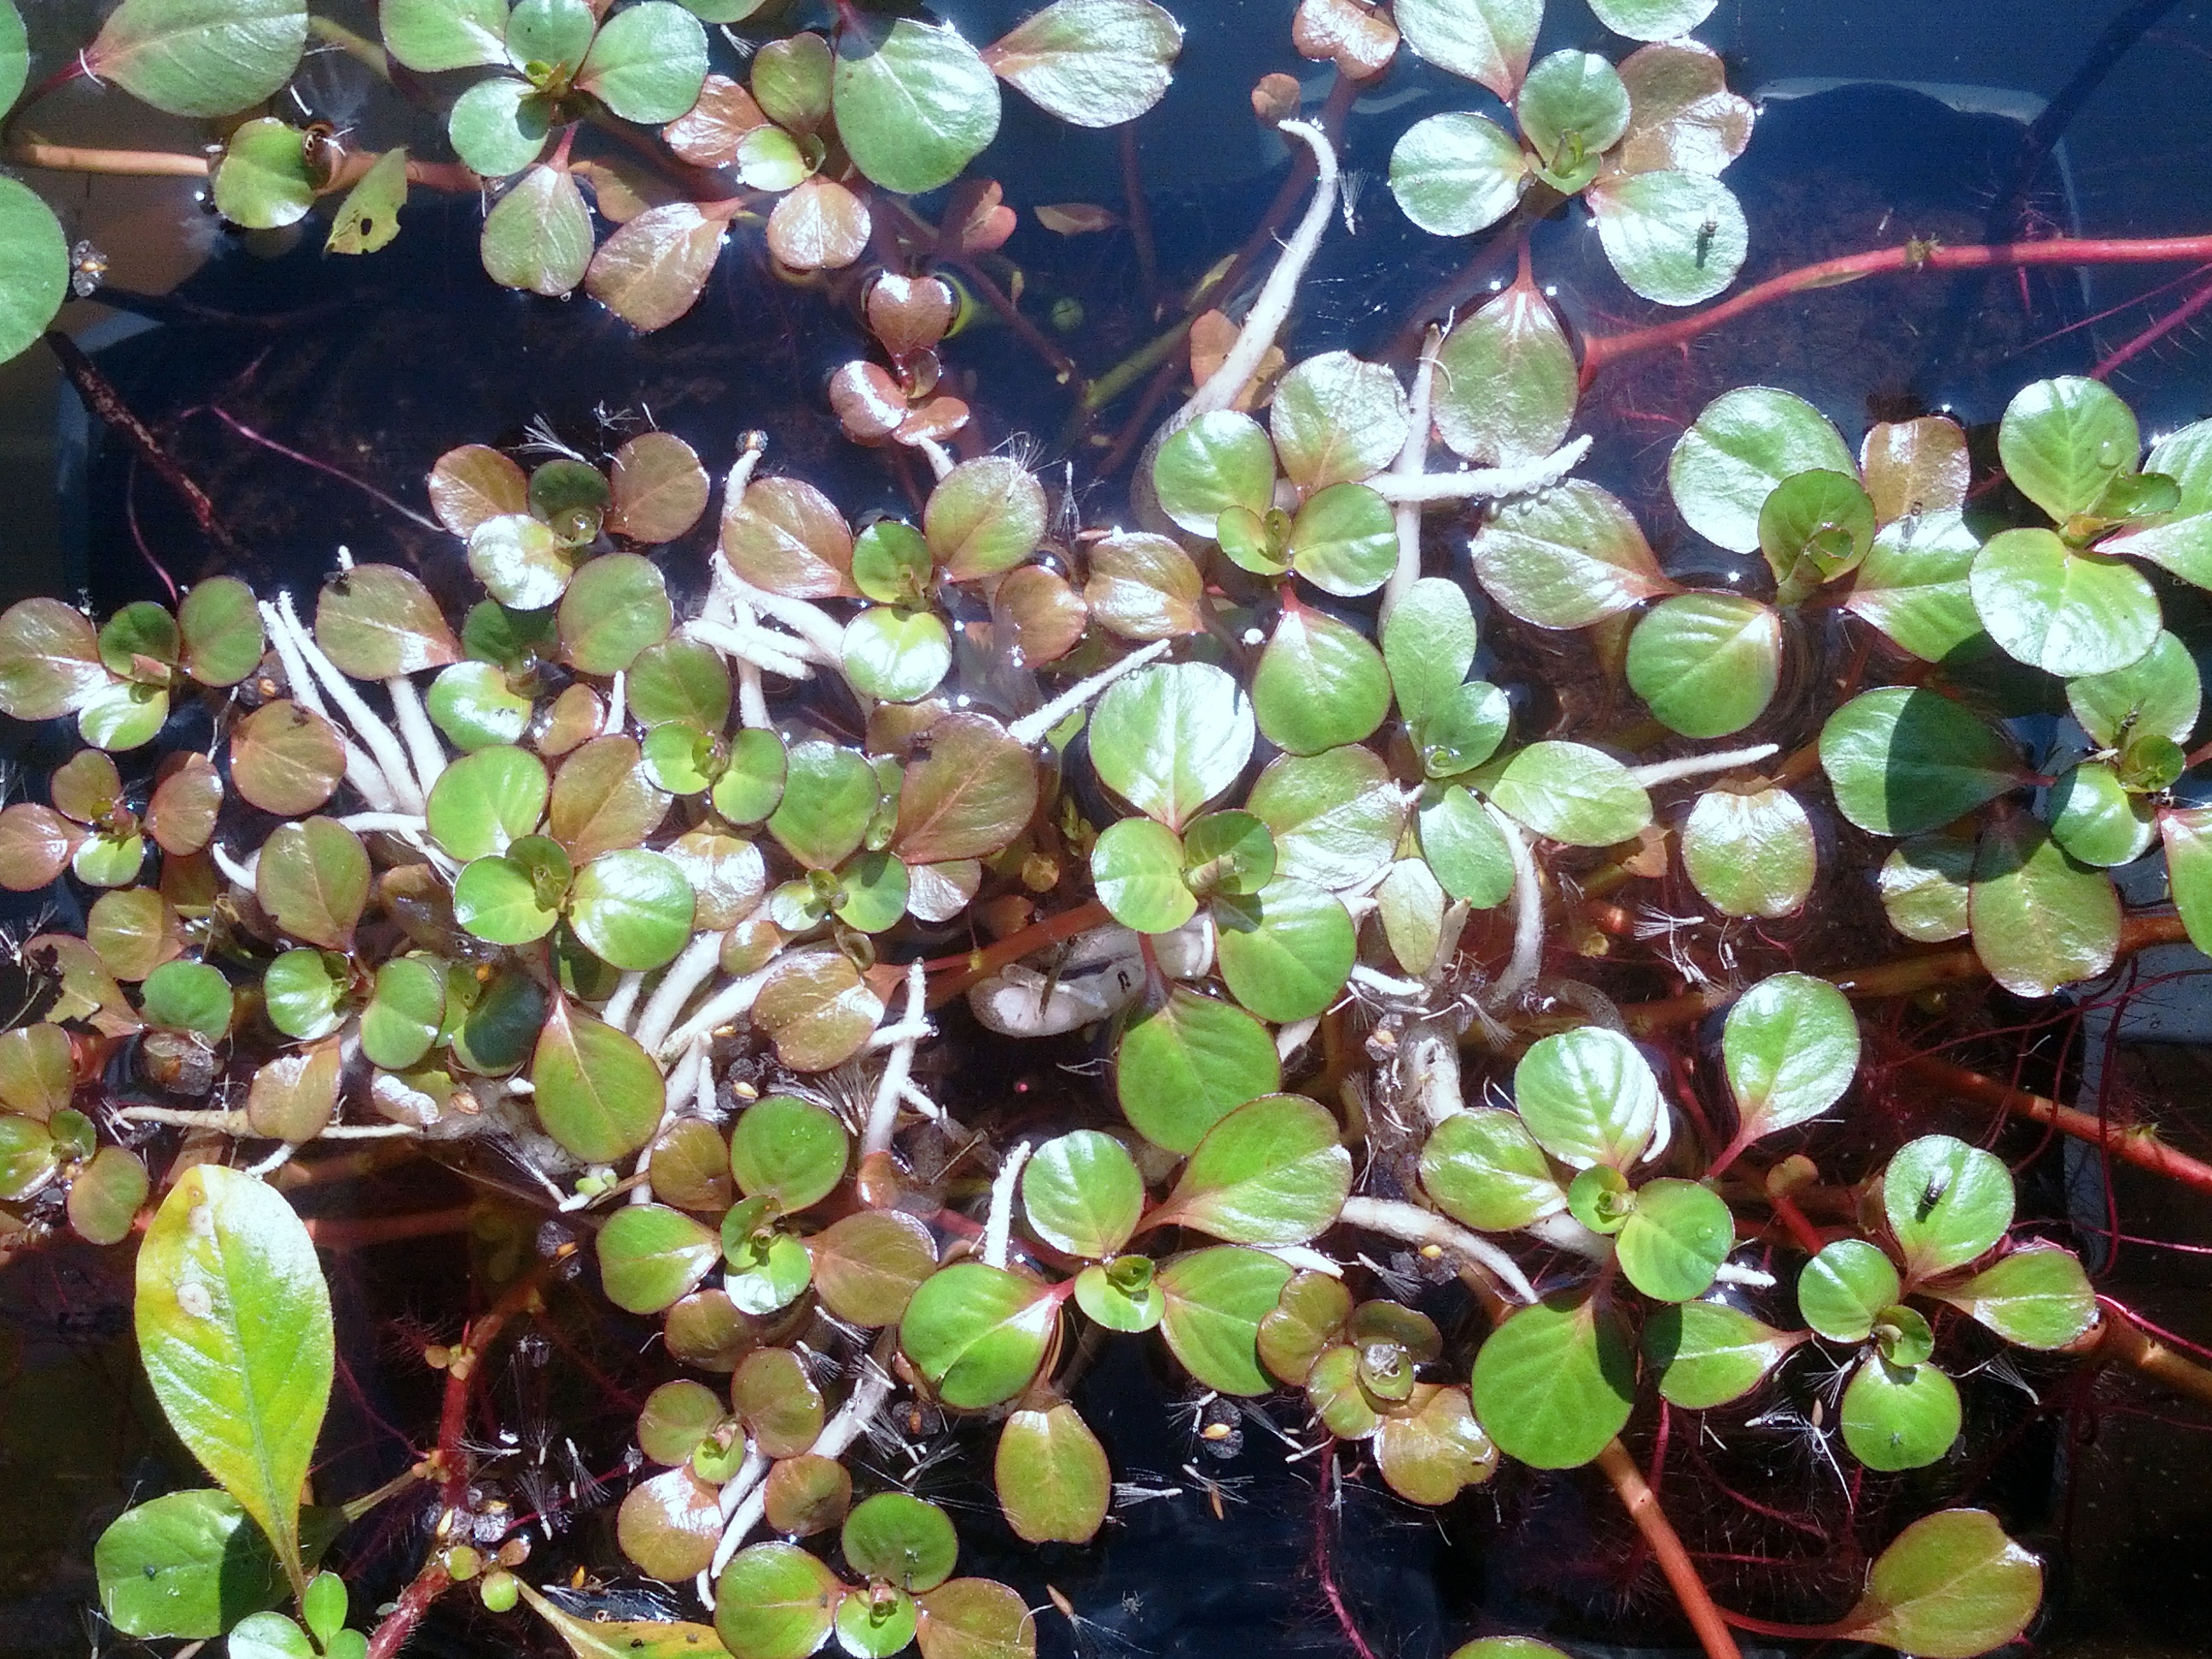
[364,1561,453,1659]
[2093,273,2212,378]
[1579,232,2212,383]
[1315,1445,1381,1659]
[1594,1439,1743,1659]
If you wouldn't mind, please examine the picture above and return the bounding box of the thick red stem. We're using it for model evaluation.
[1579,233,2212,383]
[1595,1439,1743,1659]
[364,1562,452,1659]
[1903,1051,2212,1196]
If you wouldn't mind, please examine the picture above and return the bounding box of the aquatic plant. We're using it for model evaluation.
[4,2,2212,1657]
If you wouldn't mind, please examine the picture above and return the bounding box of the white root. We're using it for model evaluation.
[633,1039,705,1205]
[1367,434,1594,504]
[660,965,771,1059]
[385,671,446,798]
[687,618,818,682]
[707,1361,893,1591]
[1402,1019,1464,1128]
[712,563,847,666]
[603,668,626,737]
[861,961,930,1158]
[211,841,260,890]
[1627,742,1780,789]
[736,656,771,730]
[1337,1196,1539,1305]
[1382,323,1444,621]
[1005,637,1171,748]
[258,598,399,812]
[912,435,958,482]
[273,591,426,814]
[632,928,732,1056]
[1481,800,1544,1014]
[1180,119,1341,423]
[982,1140,1033,1271]
[601,970,647,1033]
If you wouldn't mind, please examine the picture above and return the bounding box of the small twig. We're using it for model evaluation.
[1626,743,1779,789]
[1368,434,1592,504]
[44,331,247,564]
[1005,639,1171,748]
[1381,325,1443,620]
[1481,801,1543,1013]
[862,961,930,1158]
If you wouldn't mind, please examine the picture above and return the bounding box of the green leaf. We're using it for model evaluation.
[1969,527,2158,678]
[1669,387,1854,556]
[1153,1094,1352,1245]
[1681,784,1816,919]
[730,1093,848,1211]
[141,959,232,1039]
[1969,812,2121,997]
[0,179,68,369]
[1417,784,1515,907]
[315,566,457,680]
[995,1403,1110,1544]
[1419,1108,1564,1231]
[715,1543,843,1659]
[1021,1130,1144,1259]
[559,552,673,675]
[844,1492,957,1594]
[899,1262,1057,1409]
[1269,351,1408,491]
[1590,0,1717,42]
[2069,627,2200,748]
[428,745,550,861]
[1880,835,1976,942]
[1116,987,1280,1154]
[843,607,952,703]
[2047,761,2155,867]
[1432,280,1576,465]
[1587,170,1746,306]
[1721,972,1859,1143]
[1289,484,1398,597]
[481,165,593,296]
[0,0,25,115]
[833,15,1001,195]
[1155,1245,1295,1395]
[429,661,533,752]
[1644,1301,1797,1409]
[925,457,1048,580]
[1475,741,1650,847]
[0,1113,55,1200]
[507,0,592,72]
[224,1610,314,1659]
[1469,1295,1636,1469]
[1151,410,1275,538]
[1615,1178,1733,1301]
[521,1580,729,1659]
[136,1165,331,1599]
[1471,479,1674,627]
[578,0,707,123]
[2104,417,2212,585]
[1388,111,1526,237]
[568,848,696,971]
[1382,579,1477,728]
[721,1208,814,1316]
[0,596,105,718]
[86,0,307,118]
[1253,607,1390,755]
[531,998,666,1161]
[1841,1356,1960,1471]
[1797,1238,1901,1343]
[1842,509,1987,662]
[1073,1256,1164,1332]
[1930,1243,2093,1350]
[916,1580,1036,1659]
[1625,592,1780,738]
[1091,661,1254,830]
[0,1024,73,1119]
[1512,1026,1659,1169]
[1213,876,1356,1023]
[1998,375,2139,524]
[361,957,445,1071]
[95,1489,292,1640]
[1818,687,2019,836]
[1761,467,1877,600]
[453,853,562,946]
[1394,0,1539,100]
[1245,746,1403,892]
[212,119,317,230]
[1092,817,1196,933]
[2164,805,2212,957]
[769,740,877,870]
[1835,1510,2043,1659]
[597,1203,720,1313]
[448,75,552,178]
[1883,1133,2014,1279]
[256,818,370,951]
[381,0,507,72]
[980,0,1181,127]
[1517,50,1630,177]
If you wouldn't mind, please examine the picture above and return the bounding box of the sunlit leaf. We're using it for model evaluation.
[1152,1094,1351,1245]
[1835,1510,2042,1658]
[1388,111,1526,236]
[87,0,307,119]
[1883,1133,2014,1279]
[1969,812,2120,998]
[481,165,594,297]
[1818,687,2018,836]
[1998,375,2139,524]
[1156,1245,1295,1395]
[995,1403,1110,1544]
[900,1261,1057,1409]
[1393,0,1538,99]
[1644,1301,1799,1408]
[1469,1295,1635,1469]
[1213,876,1356,1022]
[981,0,1182,127]
[1616,39,1751,174]
[94,1490,294,1640]
[531,998,667,1161]
[1930,1243,2093,1350]
[833,15,1000,195]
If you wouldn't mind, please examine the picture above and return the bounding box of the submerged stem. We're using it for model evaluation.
[1595,1439,1744,1659]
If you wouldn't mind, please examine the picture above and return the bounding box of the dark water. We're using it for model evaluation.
[6,0,2212,1655]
